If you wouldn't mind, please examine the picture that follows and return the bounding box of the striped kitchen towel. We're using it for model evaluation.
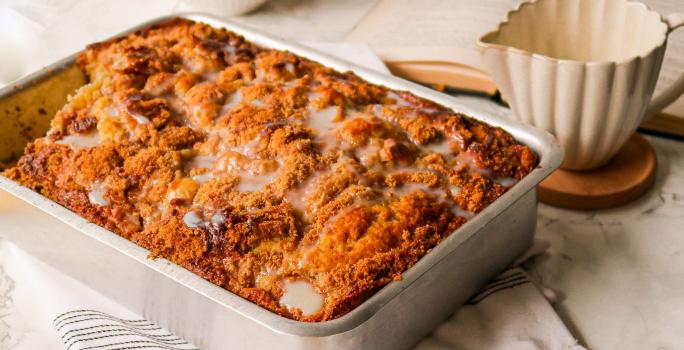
[416,267,585,350]
[466,268,533,305]
[53,310,198,350]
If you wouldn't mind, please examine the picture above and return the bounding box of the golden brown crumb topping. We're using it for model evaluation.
[5,18,538,321]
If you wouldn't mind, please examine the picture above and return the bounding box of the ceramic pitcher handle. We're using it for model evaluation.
[646,12,684,117]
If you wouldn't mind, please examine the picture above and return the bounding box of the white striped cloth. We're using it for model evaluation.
[416,267,585,350]
[466,268,532,305]
[53,310,198,350]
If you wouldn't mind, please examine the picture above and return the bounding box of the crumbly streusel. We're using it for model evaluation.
[5,18,538,321]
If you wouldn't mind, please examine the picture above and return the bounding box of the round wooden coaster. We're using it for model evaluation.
[539,133,657,210]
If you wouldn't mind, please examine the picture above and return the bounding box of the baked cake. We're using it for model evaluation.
[5,18,538,321]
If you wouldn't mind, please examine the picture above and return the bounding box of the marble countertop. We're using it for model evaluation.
[1,1,684,349]
[533,135,684,349]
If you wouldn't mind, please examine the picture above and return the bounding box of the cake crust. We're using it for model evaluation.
[5,18,538,321]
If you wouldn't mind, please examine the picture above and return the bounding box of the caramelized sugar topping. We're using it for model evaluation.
[5,18,538,321]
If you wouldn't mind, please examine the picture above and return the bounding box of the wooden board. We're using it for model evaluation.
[639,113,684,139]
[539,133,657,210]
[385,61,498,95]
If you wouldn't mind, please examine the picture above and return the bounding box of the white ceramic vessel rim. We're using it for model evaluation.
[477,0,670,67]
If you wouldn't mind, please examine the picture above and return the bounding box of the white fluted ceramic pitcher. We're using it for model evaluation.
[478,0,684,170]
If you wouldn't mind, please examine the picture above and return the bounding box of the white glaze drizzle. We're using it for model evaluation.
[129,112,151,125]
[88,181,110,206]
[279,279,324,316]
[210,209,225,225]
[159,68,516,235]
[495,177,518,187]
[183,210,204,228]
[236,171,278,192]
[284,62,295,74]
[56,132,102,150]
[249,98,267,108]
[191,172,214,184]
[423,140,454,155]
[220,91,243,114]
[283,173,323,220]
[187,155,217,171]
[183,209,225,229]
[305,106,339,135]
[386,91,411,107]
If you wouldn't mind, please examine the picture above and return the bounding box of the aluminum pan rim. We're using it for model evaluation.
[0,13,563,338]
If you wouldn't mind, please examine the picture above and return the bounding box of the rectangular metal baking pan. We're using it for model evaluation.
[0,13,563,350]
